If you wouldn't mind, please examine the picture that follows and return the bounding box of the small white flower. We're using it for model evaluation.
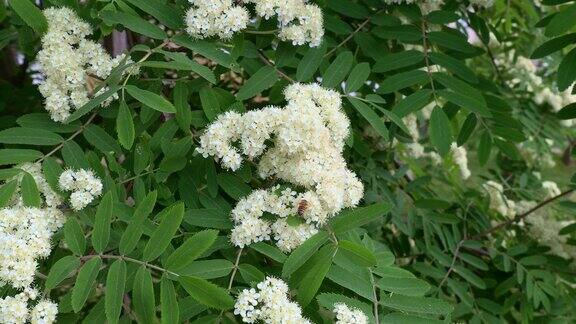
[58,168,103,211]
[333,303,368,324]
[30,300,58,324]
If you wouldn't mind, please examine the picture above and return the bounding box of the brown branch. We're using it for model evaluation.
[468,189,575,241]
[257,50,294,83]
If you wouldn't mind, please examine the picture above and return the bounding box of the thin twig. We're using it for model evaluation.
[257,50,294,83]
[421,19,439,105]
[228,248,244,290]
[324,15,374,58]
[81,254,180,277]
[368,270,380,324]
[468,189,575,240]
[438,240,464,289]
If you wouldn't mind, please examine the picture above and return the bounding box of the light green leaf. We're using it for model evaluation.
[378,277,431,296]
[72,257,102,313]
[117,101,135,149]
[379,294,453,315]
[297,245,335,307]
[133,266,156,324]
[100,10,166,39]
[178,259,234,279]
[236,66,278,100]
[119,191,157,255]
[21,172,41,207]
[0,127,63,146]
[330,203,390,233]
[429,106,452,157]
[92,191,114,253]
[338,240,377,267]
[179,276,235,310]
[142,202,185,261]
[322,51,353,89]
[0,180,18,208]
[166,230,218,271]
[349,97,389,141]
[8,0,47,34]
[283,231,329,278]
[65,218,86,256]
[45,256,80,291]
[105,260,126,324]
[161,277,180,324]
[126,85,176,113]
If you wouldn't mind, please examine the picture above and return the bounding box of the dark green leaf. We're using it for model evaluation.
[72,257,102,313]
[105,260,126,324]
[236,66,278,100]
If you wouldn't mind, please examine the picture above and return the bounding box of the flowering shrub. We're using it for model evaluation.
[0,0,575,323]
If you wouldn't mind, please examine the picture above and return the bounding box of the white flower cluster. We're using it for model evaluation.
[0,207,65,289]
[517,201,576,260]
[469,0,495,8]
[59,169,103,211]
[29,300,58,324]
[450,143,471,180]
[518,137,556,169]
[234,277,311,323]
[17,163,62,208]
[247,0,324,47]
[185,0,324,47]
[198,83,363,251]
[542,181,561,199]
[333,303,368,324]
[0,294,58,324]
[185,0,249,39]
[38,7,129,122]
[483,181,516,218]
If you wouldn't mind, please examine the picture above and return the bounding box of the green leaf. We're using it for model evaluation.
[173,82,192,131]
[338,240,377,267]
[0,149,42,165]
[330,203,390,233]
[45,256,80,291]
[119,191,157,255]
[160,51,217,84]
[429,106,452,156]
[545,5,576,36]
[62,140,90,169]
[8,0,47,34]
[283,231,329,277]
[92,191,114,253]
[378,70,429,94]
[345,63,371,93]
[415,198,451,209]
[65,218,86,256]
[217,174,251,200]
[392,89,433,118]
[297,244,335,307]
[100,10,166,39]
[349,97,389,141]
[371,103,411,135]
[373,50,424,73]
[381,313,444,324]
[133,266,156,324]
[179,276,235,310]
[117,101,135,149]
[0,180,18,208]
[438,90,491,117]
[453,265,486,289]
[105,260,126,324]
[17,113,80,133]
[531,33,576,58]
[21,172,41,207]
[558,102,576,119]
[428,31,477,53]
[0,127,63,146]
[183,208,233,229]
[429,52,478,84]
[172,35,234,68]
[251,242,288,263]
[178,259,234,279]
[296,43,327,81]
[478,131,492,166]
[126,85,176,113]
[199,87,221,122]
[67,85,122,123]
[142,202,185,261]
[238,264,266,284]
[72,257,102,313]
[379,277,431,296]
[161,277,180,324]
[236,66,278,100]
[380,294,453,315]
[326,264,374,300]
[457,113,477,145]
[41,157,63,193]
[557,47,576,91]
[166,230,218,271]
[323,51,354,89]
[317,293,374,324]
[123,0,183,29]
[83,124,123,154]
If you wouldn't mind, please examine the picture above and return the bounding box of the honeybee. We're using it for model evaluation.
[85,73,105,97]
[297,199,308,216]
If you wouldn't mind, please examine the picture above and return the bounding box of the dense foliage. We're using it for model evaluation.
[0,0,576,323]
